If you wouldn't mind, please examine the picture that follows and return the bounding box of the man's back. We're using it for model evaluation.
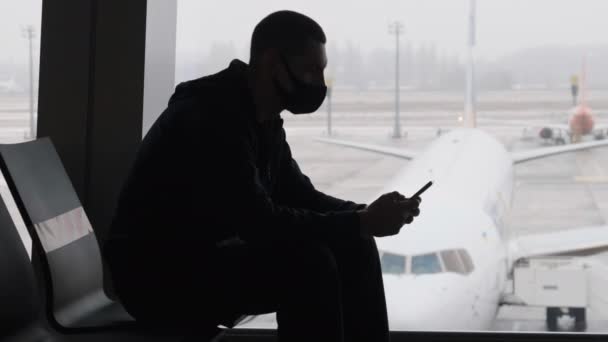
[108,61,254,260]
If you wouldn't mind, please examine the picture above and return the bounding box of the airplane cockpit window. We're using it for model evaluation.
[440,249,474,275]
[440,249,466,274]
[381,249,474,276]
[457,249,474,273]
[380,251,407,275]
[411,252,443,275]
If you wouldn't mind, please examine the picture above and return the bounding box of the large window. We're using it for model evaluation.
[176,0,608,335]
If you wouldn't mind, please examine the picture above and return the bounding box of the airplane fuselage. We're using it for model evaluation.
[377,128,514,331]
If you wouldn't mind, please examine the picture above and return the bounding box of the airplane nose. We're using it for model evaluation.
[383,276,440,329]
[382,275,467,331]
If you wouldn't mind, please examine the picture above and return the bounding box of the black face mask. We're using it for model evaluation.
[277,55,327,114]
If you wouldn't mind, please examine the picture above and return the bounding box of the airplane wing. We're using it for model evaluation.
[477,118,541,127]
[477,118,569,132]
[538,123,570,131]
[314,137,417,160]
[508,225,608,262]
[510,139,608,164]
[593,124,608,132]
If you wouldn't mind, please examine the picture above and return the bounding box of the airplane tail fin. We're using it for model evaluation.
[580,55,588,107]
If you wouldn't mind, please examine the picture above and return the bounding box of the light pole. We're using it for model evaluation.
[326,75,333,136]
[464,0,476,128]
[389,21,404,138]
[22,25,36,138]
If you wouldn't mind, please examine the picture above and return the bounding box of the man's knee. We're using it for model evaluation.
[281,241,339,286]
[278,242,342,319]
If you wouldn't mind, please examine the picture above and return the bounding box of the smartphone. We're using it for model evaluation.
[411,181,433,199]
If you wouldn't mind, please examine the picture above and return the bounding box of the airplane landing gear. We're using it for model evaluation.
[546,307,560,331]
[571,307,587,331]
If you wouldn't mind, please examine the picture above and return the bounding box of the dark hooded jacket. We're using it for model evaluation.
[107,60,365,267]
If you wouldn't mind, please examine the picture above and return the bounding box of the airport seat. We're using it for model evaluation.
[0,183,196,342]
[0,138,229,341]
[0,138,240,341]
[0,192,45,342]
[0,138,135,331]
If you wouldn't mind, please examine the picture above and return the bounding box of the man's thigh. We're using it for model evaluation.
[326,235,381,277]
[198,239,338,317]
[206,241,283,315]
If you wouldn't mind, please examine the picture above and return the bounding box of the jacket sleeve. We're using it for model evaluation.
[213,129,363,243]
[276,136,367,213]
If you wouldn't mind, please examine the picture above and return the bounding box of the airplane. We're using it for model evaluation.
[487,57,608,145]
[533,57,607,144]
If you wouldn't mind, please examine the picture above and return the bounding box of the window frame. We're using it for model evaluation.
[223,328,608,341]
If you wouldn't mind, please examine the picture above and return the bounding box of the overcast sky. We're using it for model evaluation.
[2,1,608,67]
[0,0,42,66]
[176,0,608,62]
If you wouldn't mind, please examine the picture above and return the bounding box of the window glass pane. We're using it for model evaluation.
[0,1,41,257]
[411,253,443,275]
[175,0,608,334]
[0,1,41,143]
[380,251,406,275]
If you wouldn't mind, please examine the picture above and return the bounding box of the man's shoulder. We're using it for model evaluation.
[141,60,256,152]
[170,60,249,105]
[168,77,227,113]
[167,63,252,124]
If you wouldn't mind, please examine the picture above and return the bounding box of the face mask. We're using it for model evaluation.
[277,55,327,114]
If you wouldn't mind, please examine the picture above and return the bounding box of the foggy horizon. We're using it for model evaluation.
[4,0,608,61]
[4,0,608,90]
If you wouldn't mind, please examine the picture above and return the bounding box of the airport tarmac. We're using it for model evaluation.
[2,90,608,334]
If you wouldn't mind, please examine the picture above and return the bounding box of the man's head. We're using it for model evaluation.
[249,11,328,115]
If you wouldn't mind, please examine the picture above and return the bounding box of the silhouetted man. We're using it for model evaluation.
[105,10,421,342]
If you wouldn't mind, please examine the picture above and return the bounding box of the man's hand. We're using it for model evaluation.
[357,191,421,238]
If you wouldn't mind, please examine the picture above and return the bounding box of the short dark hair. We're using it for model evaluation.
[250,11,326,65]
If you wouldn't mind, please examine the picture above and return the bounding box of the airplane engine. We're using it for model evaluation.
[539,127,553,140]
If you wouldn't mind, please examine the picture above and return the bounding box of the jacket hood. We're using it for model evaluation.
[168,59,250,105]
